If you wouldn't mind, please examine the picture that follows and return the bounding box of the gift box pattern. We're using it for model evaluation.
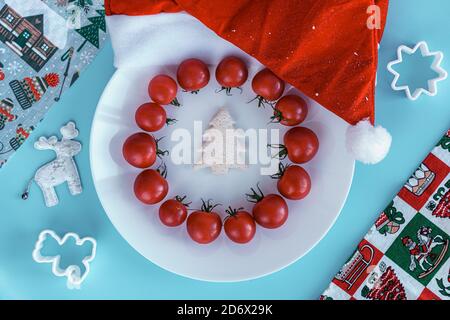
[322,129,450,300]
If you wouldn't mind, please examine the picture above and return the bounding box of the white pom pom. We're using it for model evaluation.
[346,119,392,164]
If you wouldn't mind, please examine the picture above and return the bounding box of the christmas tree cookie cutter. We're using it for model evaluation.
[32,230,97,289]
[22,121,82,207]
[387,41,448,101]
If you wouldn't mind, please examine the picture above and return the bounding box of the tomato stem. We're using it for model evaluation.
[269,107,286,124]
[215,86,243,96]
[225,206,244,217]
[156,162,168,178]
[200,199,221,212]
[170,97,181,107]
[175,195,191,207]
[267,144,288,160]
[245,183,265,203]
[155,136,169,158]
[270,162,289,180]
[248,95,274,108]
[183,89,200,94]
[166,118,178,126]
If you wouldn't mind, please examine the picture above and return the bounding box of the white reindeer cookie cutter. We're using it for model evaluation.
[32,230,97,289]
[387,41,448,101]
[22,121,82,207]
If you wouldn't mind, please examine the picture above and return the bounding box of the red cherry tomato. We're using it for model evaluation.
[283,127,319,164]
[247,185,288,229]
[187,212,222,244]
[186,200,222,244]
[277,165,311,200]
[273,95,308,126]
[224,208,256,244]
[0,71,4,81]
[135,102,167,132]
[134,169,169,205]
[251,68,285,102]
[148,75,179,105]
[253,194,288,229]
[122,133,156,168]
[177,58,210,92]
[159,196,189,227]
[215,56,248,89]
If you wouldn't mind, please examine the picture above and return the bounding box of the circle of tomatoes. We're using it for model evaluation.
[223,207,256,244]
[272,95,308,126]
[187,199,222,244]
[134,166,169,205]
[215,56,248,94]
[177,58,210,92]
[123,57,321,245]
[122,132,157,168]
[148,74,180,106]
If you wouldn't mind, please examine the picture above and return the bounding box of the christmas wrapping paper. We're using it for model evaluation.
[0,0,107,169]
[322,129,450,300]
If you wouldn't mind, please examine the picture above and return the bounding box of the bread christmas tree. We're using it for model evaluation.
[195,107,246,175]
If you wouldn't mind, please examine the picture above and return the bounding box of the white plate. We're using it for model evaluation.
[90,62,354,282]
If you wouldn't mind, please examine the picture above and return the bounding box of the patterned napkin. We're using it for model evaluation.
[322,129,450,300]
[0,0,107,169]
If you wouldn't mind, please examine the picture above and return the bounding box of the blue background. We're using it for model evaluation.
[1,0,450,299]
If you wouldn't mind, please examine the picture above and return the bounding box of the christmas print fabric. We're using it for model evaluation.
[322,129,450,300]
[0,0,107,169]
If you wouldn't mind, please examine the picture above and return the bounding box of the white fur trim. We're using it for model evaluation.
[106,13,253,69]
[346,119,392,165]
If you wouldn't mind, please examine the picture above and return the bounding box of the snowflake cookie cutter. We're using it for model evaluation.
[32,230,97,289]
[387,41,448,101]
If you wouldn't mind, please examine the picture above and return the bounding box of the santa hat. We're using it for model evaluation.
[401,237,411,245]
[10,73,59,110]
[105,0,392,164]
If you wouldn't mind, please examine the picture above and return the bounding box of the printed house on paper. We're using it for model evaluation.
[0,4,57,72]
